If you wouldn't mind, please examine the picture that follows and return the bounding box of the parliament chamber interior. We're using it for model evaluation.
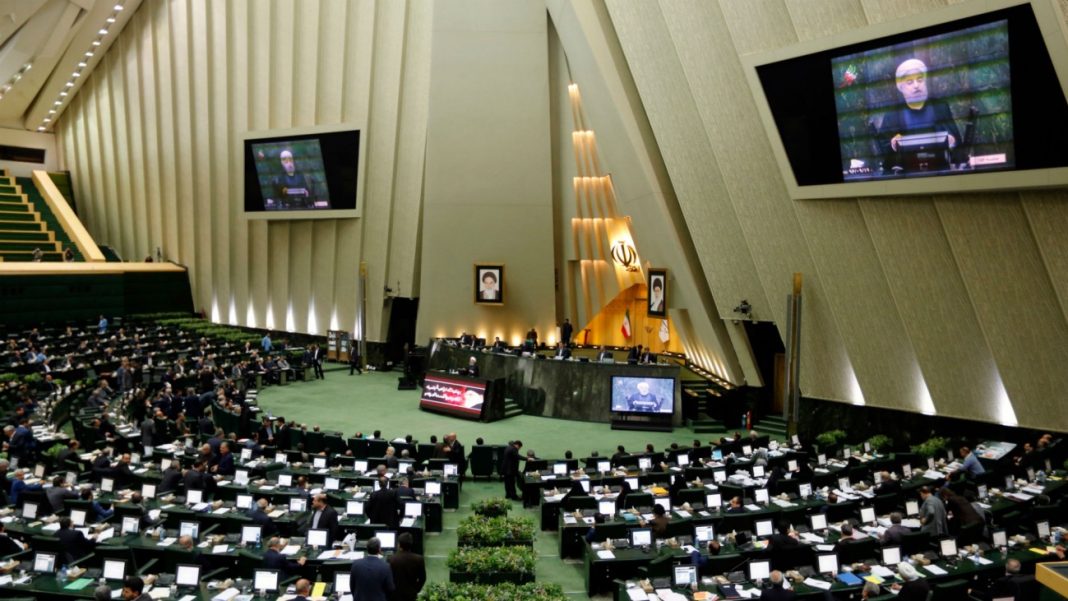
[0,0,1067,600]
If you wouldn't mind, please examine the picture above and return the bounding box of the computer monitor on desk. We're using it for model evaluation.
[176,564,201,588]
[750,559,771,581]
[630,528,652,548]
[103,559,126,581]
[254,569,280,593]
[673,565,697,587]
[307,529,328,548]
[425,481,441,497]
[376,531,396,551]
[33,552,55,573]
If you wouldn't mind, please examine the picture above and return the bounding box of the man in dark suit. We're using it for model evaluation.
[249,498,276,537]
[262,537,307,578]
[367,477,400,529]
[445,433,466,484]
[183,461,208,493]
[291,579,312,601]
[560,319,573,346]
[880,512,911,545]
[307,494,339,545]
[626,345,642,365]
[759,570,796,600]
[56,518,95,564]
[213,442,235,476]
[873,471,902,496]
[0,523,23,557]
[985,558,1037,601]
[46,476,79,513]
[158,464,183,494]
[387,532,425,601]
[552,342,571,360]
[502,440,523,500]
[310,344,325,380]
[350,537,394,601]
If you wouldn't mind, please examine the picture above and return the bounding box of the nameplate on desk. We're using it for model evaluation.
[596,550,615,559]
[924,564,948,576]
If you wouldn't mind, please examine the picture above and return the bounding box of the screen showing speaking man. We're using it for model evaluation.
[611,376,674,414]
[252,140,332,210]
[832,19,1014,180]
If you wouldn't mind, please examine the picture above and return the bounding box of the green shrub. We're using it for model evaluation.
[42,443,67,459]
[0,374,18,384]
[22,373,42,384]
[816,429,846,447]
[446,546,536,575]
[456,516,535,546]
[471,497,511,517]
[912,436,949,458]
[419,583,566,601]
[865,434,892,453]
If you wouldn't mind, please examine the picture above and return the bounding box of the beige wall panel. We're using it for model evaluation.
[359,0,406,340]
[189,0,214,313]
[1023,191,1068,324]
[135,6,163,256]
[606,1,772,326]
[386,1,432,306]
[862,198,1010,424]
[119,31,147,259]
[784,0,867,41]
[207,0,232,322]
[860,0,948,25]
[226,0,250,326]
[936,196,1068,431]
[716,0,794,56]
[105,47,135,259]
[640,0,851,400]
[152,0,179,270]
[418,0,556,344]
[167,0,195,280]
[246,2,272,327]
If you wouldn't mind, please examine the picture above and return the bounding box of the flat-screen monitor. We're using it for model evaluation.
[160,458,172,471]
[677,454,690,467]
[243,128,361,218]
[992,530,1007,547]
[70,509,87,527]
[313,457,327,469]
[978,484,988,499]
[755,519,774,537]
[419,374,487,418]
[444,464,459,477]
[121,516,139,534]
[843,447,852,460]
[631,528,653,547]
[277,474,293,487]
[325,477,340,491]
[673,565,697,587]
[625,477,639,490]
[597,460,611,473]
[552,462,568,476]
[750,2,1068,198]
[695,525,715,543]
[799,483,812,498]
[817,454,827,466]
[235,470,249,485]
[289,497,307,513]
[882,546,902,566]
[101,477,114,492]
[818,553,839,575]
[860,506,876,524]
[654,498,671,512]
[346,500,364,516]
[34,464,45,478]
[810,513,828,531]
[742,445,753,456]
[21,502,36,519]
[141,484,156,499]
[103,559,125,581]
[713,470,727,483]
[903,464,913,479]
[376,531,396,550]
[176,564,200,587]
[754,489,769,504]
[307,529,328,547]
[598,500,616,516]
[33,552,55,573]
[787,459,798,472]
[752,464,766,478]
[750,559,771,581]
[354,460,369,473]
[905,500,920,516]
[236,494,253,510]
[838,477,851,491]
[706,493,722,509]
[240,448,252,461]
[179,521,199,539]
[334,572,351,594]
[253,569,279,592]
[241,525,262,545]
[712,449,723,461]
[274,453,288,464]
[186,490,203,505]
[940,538,958,557]
[638,457,653,471]
[404,502,422,518]
[610,376,675,414]
[425,481,441,496]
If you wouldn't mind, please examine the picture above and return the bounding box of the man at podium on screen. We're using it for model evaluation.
[626,380,664,413]
[879,58,962,173]
[268,149,317,209]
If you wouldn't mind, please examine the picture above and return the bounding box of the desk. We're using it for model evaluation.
[428,341,681,424]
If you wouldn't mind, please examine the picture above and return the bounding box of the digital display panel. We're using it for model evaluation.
[610,376,675,414]
[419,374,486,418]
[244,130,361,215]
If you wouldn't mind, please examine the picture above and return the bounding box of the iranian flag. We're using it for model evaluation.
[621,308,631,338]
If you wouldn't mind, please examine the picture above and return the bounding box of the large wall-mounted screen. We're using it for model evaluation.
[752,2,1068,197]
[610,376,675,415]
[243,129,361,219]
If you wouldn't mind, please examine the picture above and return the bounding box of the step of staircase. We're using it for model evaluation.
[753,416,788,437]
[691,419,728,434]
[502,400,523,419]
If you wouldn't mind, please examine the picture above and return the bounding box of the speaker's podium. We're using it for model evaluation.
[896,131,951,172]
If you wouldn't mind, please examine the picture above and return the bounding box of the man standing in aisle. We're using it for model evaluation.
[350,537,394,601]
[310,343,325,380]
[502,440,523,501]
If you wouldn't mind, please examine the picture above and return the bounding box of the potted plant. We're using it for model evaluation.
[912,436,948,458]
[865,434,892,453]
[419,582,567,601]
[447,546,536,584]
[471,497,511,517]
[456,516,535,547]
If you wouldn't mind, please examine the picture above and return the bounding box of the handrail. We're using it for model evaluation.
[31,169,106,262]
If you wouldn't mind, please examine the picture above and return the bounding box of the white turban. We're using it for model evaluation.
[895,59,927,80]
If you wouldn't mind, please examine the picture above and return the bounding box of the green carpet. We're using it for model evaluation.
[255,362,742,599]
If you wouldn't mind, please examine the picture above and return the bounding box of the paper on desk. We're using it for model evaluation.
[179,596,197,601]
[924,564,948,576]
[340,551,364,560]
[97,528,114,542]
[655,589,688,601]
[772,499,795,508]
[259,485,275,490]
[597,550,615,559]
[922,470,945,480]
[800,533,824,544]
[675,510,691,518]
[804,577,832,590]
[268,510,285,518]
[871,565,895,578]
[901,519,921,529]
[816,544,835,552]
[971,555,993,565]
[157,537,177,547]
[212,544,229,553]
[148,588,171,599]
[401,517,416,527]
[41,522,60,532]
[211,587,240,601]
[544,494,565,502]
[280,544,300,555]
[745,504,762,511]
[563,516,577,525]
[216,481,231,487]
[212,507,230,514]
[317,549,344,560]
[626,588,650,601]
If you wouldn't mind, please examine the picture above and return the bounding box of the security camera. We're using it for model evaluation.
[733,300,752,317]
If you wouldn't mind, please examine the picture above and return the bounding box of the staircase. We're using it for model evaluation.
[752,415,789,440]
[684,379,730,434]
[502,398,523,419]
[0,173,82,262]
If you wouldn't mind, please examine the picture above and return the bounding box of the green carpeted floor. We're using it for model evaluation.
[255,362,739,599]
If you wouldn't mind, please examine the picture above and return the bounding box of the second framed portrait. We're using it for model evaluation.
[647,268,667,317]
[475,265,504,304]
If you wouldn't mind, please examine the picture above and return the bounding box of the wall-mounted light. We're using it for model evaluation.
[610,240,639,272]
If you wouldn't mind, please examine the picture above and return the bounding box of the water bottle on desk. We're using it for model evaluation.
[58,564,67,582]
